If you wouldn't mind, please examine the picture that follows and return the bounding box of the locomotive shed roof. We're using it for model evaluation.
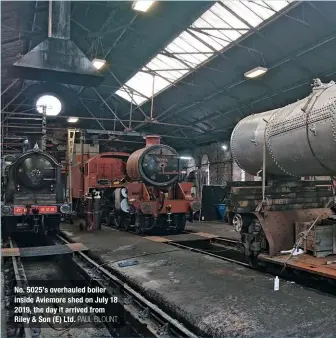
[2,1,336,153]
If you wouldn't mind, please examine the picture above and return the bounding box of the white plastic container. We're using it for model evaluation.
[274,276,280,291]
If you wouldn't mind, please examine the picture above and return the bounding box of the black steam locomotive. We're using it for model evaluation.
[1,144,70,235]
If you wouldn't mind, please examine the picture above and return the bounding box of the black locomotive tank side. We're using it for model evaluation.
[1,147,71,235]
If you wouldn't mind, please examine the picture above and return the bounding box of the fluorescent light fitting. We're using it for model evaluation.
[244,66,268,79]
[180,156,192,160]
[67,117,79,123]
[92,58,106,70]
[132,1,155,12]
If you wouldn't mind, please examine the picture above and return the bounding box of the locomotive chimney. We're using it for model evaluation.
[145,135,161,147]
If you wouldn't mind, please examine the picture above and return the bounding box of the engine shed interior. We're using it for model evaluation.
[1,1,336,338]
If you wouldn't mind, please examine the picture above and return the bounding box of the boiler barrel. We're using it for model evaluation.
[230,79,336,177]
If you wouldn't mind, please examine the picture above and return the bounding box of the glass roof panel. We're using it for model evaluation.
[267,0,292,11]
[116,0,293,105]
[177,53,211,68]
[189,30,226,51]
[243,1,276,20]
[224,1,264,27]
[115,89,148,105]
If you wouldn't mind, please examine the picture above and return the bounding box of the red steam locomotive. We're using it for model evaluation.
[71,135,200,234]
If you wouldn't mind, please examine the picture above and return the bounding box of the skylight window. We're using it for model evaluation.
[115,0,293,105]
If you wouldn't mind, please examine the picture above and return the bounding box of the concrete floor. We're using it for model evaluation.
[186,221,240,240]
[61,222,336,337]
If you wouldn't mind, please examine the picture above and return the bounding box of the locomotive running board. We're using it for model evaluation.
[254,208,334,257]
[1,243,88,257]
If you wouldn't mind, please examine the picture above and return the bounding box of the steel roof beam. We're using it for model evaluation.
[1,111,199,130]
[125,1,301,132]
[92,87,128,129]
[1,84,29,114]
[156,31,336,126]
[1,79,19,97]
[187,67,336,144]
[84,128,189,140]
[219,2,313,78]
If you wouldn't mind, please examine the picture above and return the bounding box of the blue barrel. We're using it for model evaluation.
[215,204,226,221]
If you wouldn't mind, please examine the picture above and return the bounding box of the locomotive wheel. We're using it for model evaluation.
[123,218,131,231]
[176,214,186,233]
[248,256,259,268]
[105,210,122,228]
[135,225,142,235]
[232,214,244,232]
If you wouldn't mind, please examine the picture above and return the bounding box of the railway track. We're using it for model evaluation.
[55,233,198,338]
[3,233,200,338]
[167,238,249,268]
[3,236,112,338]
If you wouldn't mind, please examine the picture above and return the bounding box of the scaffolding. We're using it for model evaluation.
[1,106,47,155]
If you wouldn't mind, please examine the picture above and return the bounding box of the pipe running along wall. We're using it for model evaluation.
[230,79,336,177]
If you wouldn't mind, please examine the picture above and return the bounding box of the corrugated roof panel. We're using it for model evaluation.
[116,0,293,105]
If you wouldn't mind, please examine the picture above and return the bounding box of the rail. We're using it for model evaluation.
[167,239,249,268]
[8,238,42,338]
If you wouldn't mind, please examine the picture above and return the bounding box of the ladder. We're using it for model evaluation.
[67,128,76,207]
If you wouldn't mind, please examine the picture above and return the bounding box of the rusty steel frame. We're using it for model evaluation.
[254,208,334,257]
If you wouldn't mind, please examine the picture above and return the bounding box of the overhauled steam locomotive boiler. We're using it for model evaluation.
[229,79,336,263]
[1,144,70,235]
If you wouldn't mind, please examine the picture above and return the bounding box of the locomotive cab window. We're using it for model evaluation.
[84,163,88,176]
